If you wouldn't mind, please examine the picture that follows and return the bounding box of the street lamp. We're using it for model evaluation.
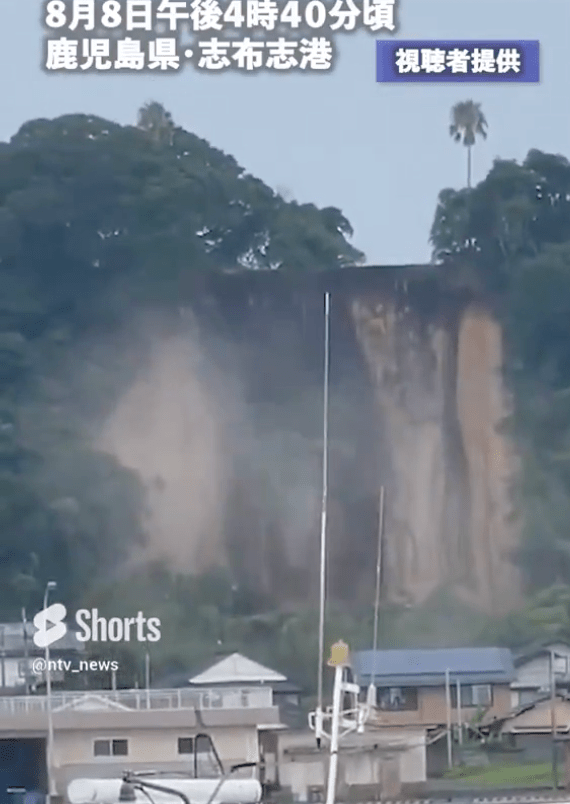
[44,581,57,804]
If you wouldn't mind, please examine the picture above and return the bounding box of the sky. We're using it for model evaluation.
[1,0,568,265]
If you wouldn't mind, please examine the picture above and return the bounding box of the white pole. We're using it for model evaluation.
[22,609,30,696]
[370,488,385,678]
[456,679,463,745]
[367,486,385,708]
[145,653,151,707]
[325,664,344,804]
[44,581,57,803]
[551,651,558,788]
[317,291,331,747]
[445,669,452,769]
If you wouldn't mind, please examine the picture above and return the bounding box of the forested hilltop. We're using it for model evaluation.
[1,105,570,688]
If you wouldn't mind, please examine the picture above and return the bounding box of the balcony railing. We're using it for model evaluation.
[0,686,273,714]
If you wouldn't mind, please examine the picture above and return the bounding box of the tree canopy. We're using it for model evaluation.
[431,148,570,603]
[0,110,362,622]
[2,105,570,681]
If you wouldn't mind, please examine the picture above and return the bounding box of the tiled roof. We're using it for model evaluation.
[353,647,515,687]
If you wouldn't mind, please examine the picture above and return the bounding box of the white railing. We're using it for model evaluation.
[0,686,273,714]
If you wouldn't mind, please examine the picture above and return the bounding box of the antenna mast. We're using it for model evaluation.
[316,291,331,746]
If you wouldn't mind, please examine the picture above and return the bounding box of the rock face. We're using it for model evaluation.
[97,335,230,575]
[352,293,521,614]
[455,306,521,613]
[96,269,522,615]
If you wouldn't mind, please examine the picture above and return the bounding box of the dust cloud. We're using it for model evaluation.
[97,324,234,574]
[94,312,323,587]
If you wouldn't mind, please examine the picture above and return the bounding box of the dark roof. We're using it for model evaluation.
[353,648,515,687]
[513,640,570,667]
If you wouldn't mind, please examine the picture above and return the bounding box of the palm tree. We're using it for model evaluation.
[137,101,175,146]
[449,100,488,189]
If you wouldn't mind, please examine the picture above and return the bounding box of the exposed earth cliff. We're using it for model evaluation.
[97,267,522,615]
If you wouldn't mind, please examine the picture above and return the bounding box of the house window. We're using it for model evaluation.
[17,660,30,678]
[376,687,418,711]
[178,737,194,754]
[518,689,541,706]
[94,739,128,757]
[451,684,493,708]
[210,692,223,708]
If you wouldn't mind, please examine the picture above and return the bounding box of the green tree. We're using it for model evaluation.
[449,100,488,189]
[0,111,363,621]
[137,101,175,146]
[431,149,570,599]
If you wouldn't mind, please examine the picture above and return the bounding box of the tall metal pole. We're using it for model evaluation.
[445,669,453,769]
[145,652,151,708]
[371,487,385,678]
[325,664,344,804]
[22,609,30,696]
[551,651,558,788]
[367,486,385,708]
[316,292,331,748]
[456,679,463,745]
[44,581,57,804]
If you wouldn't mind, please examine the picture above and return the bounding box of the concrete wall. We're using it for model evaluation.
[277,730,426,800]
[0,705,279,734]
[338,753,401,799]
[512,733,561,764]
[49,724,260,794]
[399,740,426,783]
[278,752,404,802]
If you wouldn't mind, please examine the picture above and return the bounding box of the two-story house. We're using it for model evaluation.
[510,641,570,707]
[352,647,515,730]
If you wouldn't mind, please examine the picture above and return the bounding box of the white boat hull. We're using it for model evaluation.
[67,777,262,804]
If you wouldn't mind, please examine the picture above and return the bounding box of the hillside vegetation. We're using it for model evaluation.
[2,108,570,686]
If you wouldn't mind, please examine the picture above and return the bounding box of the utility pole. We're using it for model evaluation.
[551,651,558,788]
[368,485,385,706]
[316,292,331,748]
[456,679,463,745]
[445,669,453,769]
[44,581,57,804]
[145,652,151,708]
[22,609,30,696]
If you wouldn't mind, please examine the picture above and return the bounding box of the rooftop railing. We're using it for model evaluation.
[0,686,273,714]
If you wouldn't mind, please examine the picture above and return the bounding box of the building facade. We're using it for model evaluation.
[0,686,281,798]
[352,647,515,729]
[511,641,570,707]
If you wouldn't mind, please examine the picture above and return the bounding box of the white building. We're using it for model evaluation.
[188,653,302,727]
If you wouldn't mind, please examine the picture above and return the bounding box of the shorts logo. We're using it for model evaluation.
[33,603,68,647]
